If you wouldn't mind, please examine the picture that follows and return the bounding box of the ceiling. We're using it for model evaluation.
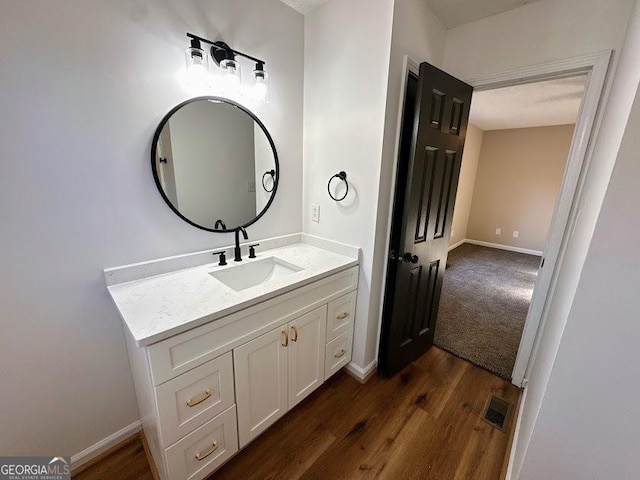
[469,75,587,131]
[422,0,542,28]
[280,0,544,27]
[279,0,331,15]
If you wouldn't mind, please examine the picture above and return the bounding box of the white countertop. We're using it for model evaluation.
[107,242,359,347]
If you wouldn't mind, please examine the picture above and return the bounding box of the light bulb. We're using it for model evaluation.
[185,40,210,92]
[220,59,241,95]
[186,62,208,89]
[251,65,270,103]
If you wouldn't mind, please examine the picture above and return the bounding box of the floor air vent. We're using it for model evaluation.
[482,395,512,432]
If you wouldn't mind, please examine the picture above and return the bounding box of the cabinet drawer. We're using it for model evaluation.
[155,352,234,447]
[325,330,353,380]
[149,266,359,385]
[326,291,357,342]
[165,405,238,480]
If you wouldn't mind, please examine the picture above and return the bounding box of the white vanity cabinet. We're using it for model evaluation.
[122,264,359,480]
[234,306,327,448]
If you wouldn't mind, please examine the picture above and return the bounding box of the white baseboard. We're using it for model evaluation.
[71,420,142,471]
[344,360,377,383]
[448,238,467,251]
[464,239,543,256]
[505,384,528,480]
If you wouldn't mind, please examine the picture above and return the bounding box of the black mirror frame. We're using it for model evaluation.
[151,96,280,233]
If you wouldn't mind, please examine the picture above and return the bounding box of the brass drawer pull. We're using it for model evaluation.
[282,329,289,347]
[186,390,212,408]
[334,349,346,359]
[195,441,218,461]
[291,325,298,342]
[337,312,349,320]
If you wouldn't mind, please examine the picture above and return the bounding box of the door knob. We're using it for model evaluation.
[390,251,419,264]
[402,253,419,264]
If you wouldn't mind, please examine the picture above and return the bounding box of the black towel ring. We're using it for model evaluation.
[262,169,276,193]
[327,171,349,202]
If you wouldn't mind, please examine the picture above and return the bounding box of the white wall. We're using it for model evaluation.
[444,0,634,81]
[450,123,483,246]
[0,0,303,458]
[516,1,640,478]
[302,0,395,370]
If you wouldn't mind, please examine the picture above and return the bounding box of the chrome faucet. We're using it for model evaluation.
[234,227,248,262]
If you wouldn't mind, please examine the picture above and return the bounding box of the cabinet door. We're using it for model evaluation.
[288,305,327,409]
[234,326,288,448]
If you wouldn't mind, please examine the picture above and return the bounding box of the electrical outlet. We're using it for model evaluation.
[246,180,256,193]
[513,230,519,238]
[495,228,501,235]
[311,204,320,223]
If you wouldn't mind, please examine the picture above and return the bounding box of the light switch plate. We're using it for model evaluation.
[311,204,320,223]
[246,180,256,193]
[495,228,501,235]
[513,231,519,238]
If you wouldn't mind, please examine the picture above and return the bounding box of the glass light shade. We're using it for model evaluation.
[185,46,210,91]
[220,59,241,95]
[251,69,270,103]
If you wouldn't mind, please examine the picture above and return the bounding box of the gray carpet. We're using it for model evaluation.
[434,243,541,379]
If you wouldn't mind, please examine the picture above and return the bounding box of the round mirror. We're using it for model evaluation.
[151,97,279,232]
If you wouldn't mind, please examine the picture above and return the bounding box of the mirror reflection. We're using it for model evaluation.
[152,98,278,232]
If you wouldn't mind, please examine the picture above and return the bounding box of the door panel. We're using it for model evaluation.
[379,63,472,376]
[234,326,288,447]
[288,306,327,409]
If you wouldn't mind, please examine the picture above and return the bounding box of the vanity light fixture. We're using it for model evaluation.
[185,33,270,103]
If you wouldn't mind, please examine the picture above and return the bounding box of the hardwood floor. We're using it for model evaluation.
[73,433,154,480]
[73,347,520,480]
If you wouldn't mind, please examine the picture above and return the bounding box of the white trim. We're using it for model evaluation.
[464,239,543,256]
[468,51,612,90]
[374,55,420,365]
[448,238,467,252]
[71,420,142,471]
[344,360,377,382]
[505,384,529,480]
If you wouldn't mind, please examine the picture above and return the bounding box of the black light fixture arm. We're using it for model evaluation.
[186,33,266,67]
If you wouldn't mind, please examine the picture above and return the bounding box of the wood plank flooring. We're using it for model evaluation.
[73,433,154,480]
[73,347,520,480]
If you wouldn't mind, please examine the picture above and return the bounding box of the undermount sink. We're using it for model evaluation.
[209,256,303,291]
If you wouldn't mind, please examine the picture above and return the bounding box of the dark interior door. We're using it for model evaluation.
[379,62,473,376]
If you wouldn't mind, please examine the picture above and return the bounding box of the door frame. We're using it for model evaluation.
[377,51,611,387]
